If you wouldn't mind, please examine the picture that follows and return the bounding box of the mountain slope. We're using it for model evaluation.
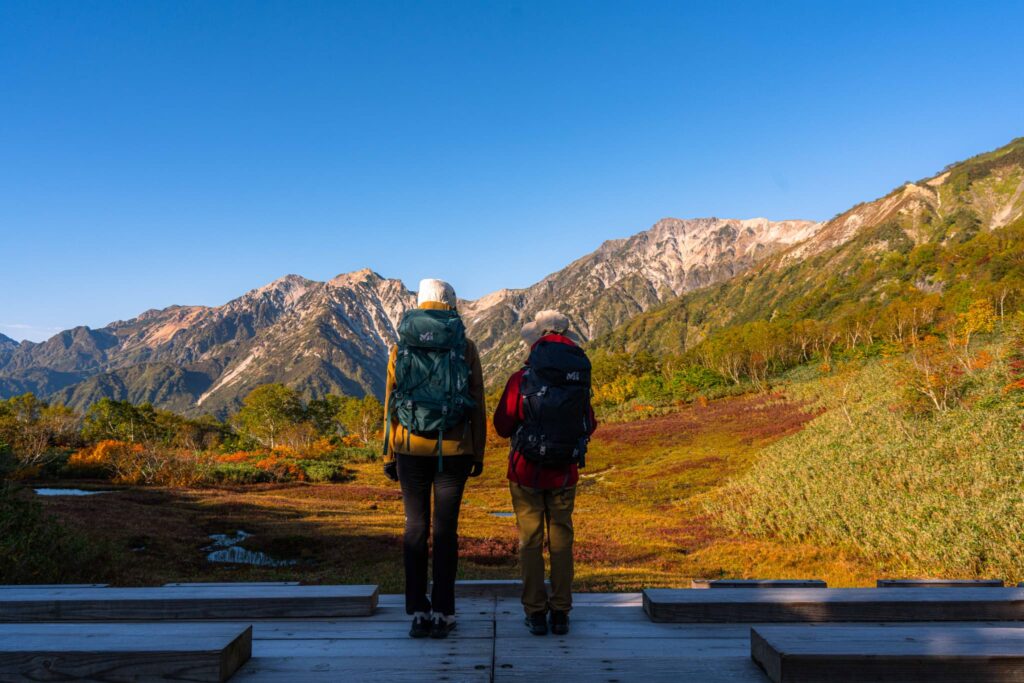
[463,217,819,375]
[598,137,1024,355]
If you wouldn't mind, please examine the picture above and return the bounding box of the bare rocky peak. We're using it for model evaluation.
[462,217,820,342]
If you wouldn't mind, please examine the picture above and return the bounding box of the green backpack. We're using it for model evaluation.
[385,307,474,470]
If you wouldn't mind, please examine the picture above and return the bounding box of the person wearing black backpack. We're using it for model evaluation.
[493,310,597,636]
[381,278,486,640]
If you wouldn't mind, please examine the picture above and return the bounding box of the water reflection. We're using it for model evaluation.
[34,488,109,496]
[204,530,297,567]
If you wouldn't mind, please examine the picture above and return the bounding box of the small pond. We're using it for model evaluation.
[34,488,110,496]
[204,530,297,568]
[489,511,515,518]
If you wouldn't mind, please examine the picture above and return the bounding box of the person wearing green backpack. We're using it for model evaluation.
[382,278,486,639]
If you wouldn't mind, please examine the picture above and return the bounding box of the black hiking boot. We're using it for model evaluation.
[410,612,431,638]
[430,614,456,639]
[525,611,548,636]
[550,610,569,635]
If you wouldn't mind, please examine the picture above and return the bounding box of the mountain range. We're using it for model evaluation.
[3,136,1023,416]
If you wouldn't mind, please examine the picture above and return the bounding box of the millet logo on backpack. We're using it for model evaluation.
[566,371,580,381]
[419,331,434,342]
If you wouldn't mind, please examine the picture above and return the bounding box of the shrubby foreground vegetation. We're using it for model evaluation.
[709,325,1024,579]
[0,386,383,486]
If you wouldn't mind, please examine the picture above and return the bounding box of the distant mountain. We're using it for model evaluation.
[0,270,415,415]
[0,333,17,365]
[597,137,1024,355]
[0,217,816,414]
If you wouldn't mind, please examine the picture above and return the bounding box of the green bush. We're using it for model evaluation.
[300,461,352,483]
[670,366,727,394]
[335,446,378,463]
[210,463,274,485]
[0,482,121,583]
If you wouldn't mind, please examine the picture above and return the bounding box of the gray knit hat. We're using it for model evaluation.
[521,309,570,346]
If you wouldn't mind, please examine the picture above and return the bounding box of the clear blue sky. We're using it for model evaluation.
[2,1,1023,342]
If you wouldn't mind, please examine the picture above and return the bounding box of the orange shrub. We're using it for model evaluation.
[217,450,262,464]
[66,440,141,477]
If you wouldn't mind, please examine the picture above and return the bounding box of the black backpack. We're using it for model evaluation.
[512,339,593,467]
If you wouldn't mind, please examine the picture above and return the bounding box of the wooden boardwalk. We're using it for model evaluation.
[232,593,772,682]
[5,589,1024,681]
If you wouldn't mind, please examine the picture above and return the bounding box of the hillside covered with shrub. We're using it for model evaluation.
[589,138,1024,411]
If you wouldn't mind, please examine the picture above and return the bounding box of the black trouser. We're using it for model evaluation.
[397,453,473,616]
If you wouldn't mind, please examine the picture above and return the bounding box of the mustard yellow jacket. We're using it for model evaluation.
[383,302,486,462]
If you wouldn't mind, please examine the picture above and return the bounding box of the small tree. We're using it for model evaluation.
[337,395,384,445]
[231,384,304,449]
[82,399,158,444]
[898,336,966,413]
[958,298,996,349]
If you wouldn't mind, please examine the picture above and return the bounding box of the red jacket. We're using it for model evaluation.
[492,333,597,490]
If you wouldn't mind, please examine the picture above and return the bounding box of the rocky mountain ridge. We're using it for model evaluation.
[1,217,818,414]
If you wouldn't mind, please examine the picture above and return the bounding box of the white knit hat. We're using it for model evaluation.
[417,278,457,308]
[520,309,570,346]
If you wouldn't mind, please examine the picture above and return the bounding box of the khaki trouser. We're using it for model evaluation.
[509,482,576,614]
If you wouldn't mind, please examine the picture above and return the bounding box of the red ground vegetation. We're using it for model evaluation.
[596,393,822,447]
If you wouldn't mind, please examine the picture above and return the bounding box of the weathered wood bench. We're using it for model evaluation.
[163,582,301,587]
[751,624,1024,682]
[644,587,1024,623]
[0,584,378,621]
[877,579,1004,588]
[0,584,108,589]
[0,623,251,682]
[692,579,827,589]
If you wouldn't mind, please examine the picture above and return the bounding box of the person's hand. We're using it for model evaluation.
[469,461,484,478]
[383,461,399,482]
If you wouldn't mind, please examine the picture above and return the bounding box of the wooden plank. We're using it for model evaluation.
[254,637,492,657]
[644,587,1024,623]
[493,654,766,682]
[237,639,493,682]
[693,580,826,589]
[453,579,522,597]
[877,579,1004,588]
[751,625,1024,682]
[235,656,492,683]
[0,584,108,589]
[499,635,747,658]
[164,582,301,587]
[249,619,494,640]
[0,623,251,682]
[570,592,643,605]
[496,618,753,639]
[0,584,378,621]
